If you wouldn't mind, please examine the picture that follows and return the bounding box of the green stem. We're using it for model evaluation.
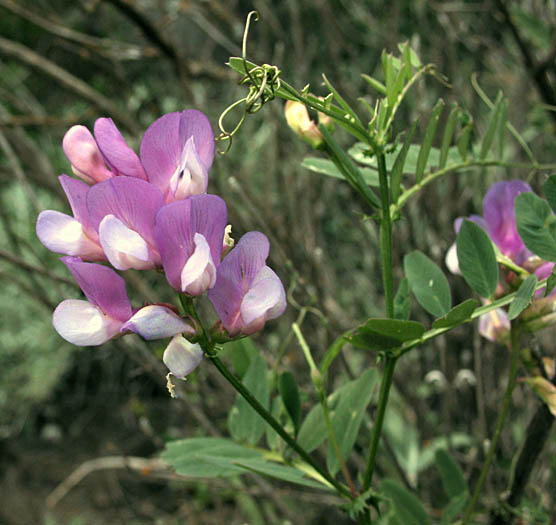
[377,152,394,318]
[462,322,522,523]
[321,391,358,497]
[390,159,556,217]
[208,354,353,500]
[362,355,398,490]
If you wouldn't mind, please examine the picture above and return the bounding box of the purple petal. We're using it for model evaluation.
[59,174,97,239]
[208,231,273,334]
[122,305,194,340]
[94,118,147,180]
[240,266,287,334]
[163,335,204,378]
[87,176,164,249]
[62,125,112,183]
[167,136,209,201]
[454,214,487,234]
[155,194,227,292]
[53,299,124,346]
[140,110,214,198]
[483,180,532,258]
[36,210,105,260]
[478,309,510,343]
[61,256,132,322]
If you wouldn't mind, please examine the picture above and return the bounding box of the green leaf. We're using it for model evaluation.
[319,125,381,208]
[508,275,538,320]
[162,437,261,478]
[480,92,504,159]
[320,334,349,375]
[441,492,469,525]
[361,73,387,95]
[432,299,479,329]
[381,479,431,525]
[227,355,269,445]
[298,370,377,453]
[278,372,301,434]
[232,458,330,490]
[393,278,411,320]
[415,99,444,183]
[301,157,379,186]
[397,42,421,67]
[326,368,378,475]
[434,449,467,499]
[265,397,283,451]
[456,220,499,298]
[349,319,425,352]
[457,121,473,161]
[322,73,363,128]
[545,266,556,297]
[404,251,452,317]
[391,123,417,203]
[515,192,556,262]
[439,104,459,169]
[348,143,461,174]
[220,337,258,378]
[543,174,556,214]
[358,319,425,341]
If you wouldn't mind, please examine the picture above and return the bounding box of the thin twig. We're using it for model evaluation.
[0,35,139,133]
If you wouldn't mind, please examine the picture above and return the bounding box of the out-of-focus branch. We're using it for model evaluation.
[0,248,78,288]
[494,0,556,125]
[489,375,555,524]
[0,35,139,133]
[0,0,153,61]
[103,0,191,95]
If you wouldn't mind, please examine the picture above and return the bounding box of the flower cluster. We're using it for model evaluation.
[37,110,286,378]
[446,180,555,342]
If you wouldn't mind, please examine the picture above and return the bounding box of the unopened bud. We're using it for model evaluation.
[284,100,324,149]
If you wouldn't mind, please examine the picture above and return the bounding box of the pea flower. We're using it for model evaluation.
[163,335,204,379]
[447,180,555,341]
[208,231,287,336]
[63,118,146,183]
[87,176,164,270]
[53,257,193,346]
[140,110,214,202]
[154,194,227,295]
[284,100,326,149]
[36,175,105,261]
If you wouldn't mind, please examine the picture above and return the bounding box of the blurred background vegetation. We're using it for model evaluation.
[0,0,555,523]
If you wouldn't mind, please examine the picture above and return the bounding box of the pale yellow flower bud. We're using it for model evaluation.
[284,100,324,148]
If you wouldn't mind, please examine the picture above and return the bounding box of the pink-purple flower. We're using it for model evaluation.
[208,232,287,336]
[39,110,286,379]
[447,180,555,341]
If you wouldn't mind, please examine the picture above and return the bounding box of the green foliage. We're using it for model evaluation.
[432,299,479,329]
[297,368,377,455]
[380,479,431,525]
[542,174,556,213]
[350,319,425,351]
[456,220,499,298]
[228,355,270,445]
[278,371,301,435]
[393,278,410,320]
[326,368,378,475]
[434,449,467,499]
[301,157,379,186]
[515,192,556,261]
[415,99,444,183]
[508,275,538,320]
[404,251,451,317]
